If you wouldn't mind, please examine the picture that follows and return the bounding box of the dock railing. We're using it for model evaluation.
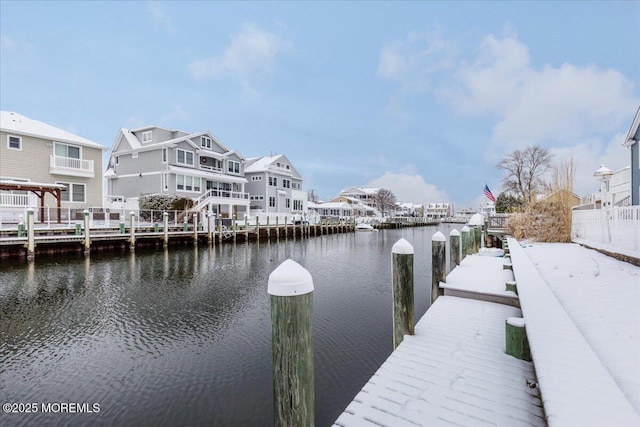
[571,206,640,252]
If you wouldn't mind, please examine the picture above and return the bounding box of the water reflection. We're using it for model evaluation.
[0,226,449,426]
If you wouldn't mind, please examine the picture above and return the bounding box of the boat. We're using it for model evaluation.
[355,223,376,232]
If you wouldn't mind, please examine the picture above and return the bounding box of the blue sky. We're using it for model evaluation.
[1,1,638,209]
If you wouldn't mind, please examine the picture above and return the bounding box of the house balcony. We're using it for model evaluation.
[50,155,95,178]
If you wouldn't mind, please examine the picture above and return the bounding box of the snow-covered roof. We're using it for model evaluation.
[623,106,639,148]
[244,154,301,178]
[340,186,380,195]
[0,111,105,149]
[308,201,351,209]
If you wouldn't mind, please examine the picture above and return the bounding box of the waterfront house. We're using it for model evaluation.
[396,202,424,217]
[307,201,353,220]
[243,154,306,216]
[339,186,380,209]
[425,202,451,220]
[105,126,249,219]
[329,195,380,217]
[623,107,639,205]
[0,111,105,222]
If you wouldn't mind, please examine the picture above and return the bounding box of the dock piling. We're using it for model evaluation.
[129,211,136,251]
[505,317,531,361]
[26,208,35,261]
[461,226,470,260]
[392,238,414,349]
[431,231,446,305]
[83,209,90,255]
[449,228,460,271]
[268,259,314,427]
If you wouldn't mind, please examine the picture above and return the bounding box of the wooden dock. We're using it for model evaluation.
[334,249,544,427]
[334,235,640,426]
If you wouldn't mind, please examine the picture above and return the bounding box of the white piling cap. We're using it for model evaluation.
[468,213,484,226]
[392,238,414,254]
[450,228,460,236]
[268,259,314,297]
[432,231,446,242]
[507,317,525,327]
[461,225,470,232]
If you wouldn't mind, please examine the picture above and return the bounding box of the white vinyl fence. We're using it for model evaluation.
[572,206,640,252]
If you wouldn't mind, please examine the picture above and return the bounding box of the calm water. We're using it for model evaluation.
[0,226,452,426]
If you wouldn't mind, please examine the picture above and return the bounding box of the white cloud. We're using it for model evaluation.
[147,1,176,33]
[378,29,455,92]
[365,170,449,206]
[189,23,292,81]
[446,34,638,152]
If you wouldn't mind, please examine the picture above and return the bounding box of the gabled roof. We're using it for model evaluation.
[623,106,640,148]
[0,111,105,149]
[340,186,380,195]
[110,127,242,158]
[244,154,301,179]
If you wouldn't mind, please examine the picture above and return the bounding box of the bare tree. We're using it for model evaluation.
[497,145,552,206]
[307,189,319,203]
[374,188,397,216]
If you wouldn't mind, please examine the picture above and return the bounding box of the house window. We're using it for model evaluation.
[115,156,119,165]
[57,182,85,203]
[162,148,167,163]
[141,131,152,143]
[269,177,277,187]
[177,149,194,166]
[252,176,262,181]
[269,197,276,207]
[176,174,200,192]
[228,160,240,174]
[162,173,168,191]
[54,142,80,159]
[293,200,303,210]
[286,198,290,208]
[7,135,21,150]
[201,137,212,149]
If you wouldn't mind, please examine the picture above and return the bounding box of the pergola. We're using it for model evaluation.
[0,180,65,223]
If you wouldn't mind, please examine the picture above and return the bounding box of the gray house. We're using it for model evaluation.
[105,126,249,219]
[623,107,640,206]
[244,154,305,215]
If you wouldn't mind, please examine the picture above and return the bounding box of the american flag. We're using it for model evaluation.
[484,184,496,203]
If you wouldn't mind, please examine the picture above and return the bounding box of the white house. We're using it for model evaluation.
[244,154,305,216]
[623,107,639,205]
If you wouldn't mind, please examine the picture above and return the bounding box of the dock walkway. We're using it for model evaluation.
[334,251,545,427]
[336,237,640,426]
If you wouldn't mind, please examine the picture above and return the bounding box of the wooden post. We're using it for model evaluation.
[461,225,470,260]
[83,209,90,256]
[256,217,260,242]
[129,211,136,251]
[163,212,169,248]
[505,317,531,361]
[276,216,279,242]
[392,238,414,349]
[506,280,518,294]
[449,228,460,271]
[233,219,237,244]
[268,259,314,427]
[431,231,446,305]
[475,226,481,252]
[26,208,35,261]
[119,215,125,234]
[267,216,271,241]
[18,215,25,237]
[207,212,213,244]
[284,216,288,240]
[193,213,198,246]
[245,215,249,242]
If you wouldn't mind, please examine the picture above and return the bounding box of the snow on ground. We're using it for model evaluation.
[522,241,640,415]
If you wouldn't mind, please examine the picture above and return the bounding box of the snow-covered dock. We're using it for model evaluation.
[335,237,640,426]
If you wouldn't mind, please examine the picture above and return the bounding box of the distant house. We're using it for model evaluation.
[623,107,639,205]
[105,126,249,219]
[244,154,305,215]
[330,195,380,217]
[0,111,105,221]
[339,187,380,209]
[308,201,352,220]
[425,203,451,220]
[396,202,424,217]
[539,190,581,208]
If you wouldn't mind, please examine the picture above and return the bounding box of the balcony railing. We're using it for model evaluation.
[0,193,38,207]
[50,155,95,178]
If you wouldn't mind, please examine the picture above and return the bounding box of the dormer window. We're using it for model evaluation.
[201,136,212,149]
[141,131,152,143]
[228,160,240,174]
